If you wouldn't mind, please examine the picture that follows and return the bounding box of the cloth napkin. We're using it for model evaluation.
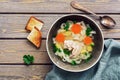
[45,39,120,80]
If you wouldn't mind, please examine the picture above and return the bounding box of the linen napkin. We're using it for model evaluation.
[45,39,120,80]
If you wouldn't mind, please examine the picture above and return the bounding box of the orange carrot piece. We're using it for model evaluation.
[71,24,82,34]
[55,33,65,42]
[83,36,93,45]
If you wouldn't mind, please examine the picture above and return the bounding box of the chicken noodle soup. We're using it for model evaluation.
[53,20,96,65]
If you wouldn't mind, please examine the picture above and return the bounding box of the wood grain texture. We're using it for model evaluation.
[0,65,52,80]
[0,0,119,80]
[1,39,120,64]
[0,40,52,64]
[0,0,120,13]
[0,14,120,38]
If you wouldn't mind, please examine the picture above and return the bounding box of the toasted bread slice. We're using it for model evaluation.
[27,27,42,48]
[25,16,44,31]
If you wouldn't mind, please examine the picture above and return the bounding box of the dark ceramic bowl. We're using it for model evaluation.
[46,14,104,72]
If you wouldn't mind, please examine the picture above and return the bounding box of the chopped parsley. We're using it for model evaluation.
[90,42,95,47]
[58,48,62,52]
[53,44,61,53]
[71,60,77,65]
[86,24,92,36]
[64,22,70,31]
[23,55,34,65]
[85,52,88,56]
[63,49,71,55]
[85,54,92,63]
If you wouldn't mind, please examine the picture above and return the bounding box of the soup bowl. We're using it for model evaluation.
[46,14,104,72]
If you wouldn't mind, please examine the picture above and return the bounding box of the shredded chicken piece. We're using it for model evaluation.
[64,40,84,58]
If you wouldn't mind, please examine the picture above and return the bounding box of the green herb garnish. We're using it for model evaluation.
[86,24,92,36]
[71,60,77,65]
[53,44,61,53]
[53,44,57,52]
[58,48,62,52]
[85,54,92,63]
[85,52,88,56]
[64,22,70,31]
[90,42,95,47]
[63,49,71,55]
[23,55,34,65]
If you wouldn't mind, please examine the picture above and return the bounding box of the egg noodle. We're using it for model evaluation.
[53,20,96,65]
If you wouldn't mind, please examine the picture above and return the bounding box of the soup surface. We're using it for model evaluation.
[53,20,96,65]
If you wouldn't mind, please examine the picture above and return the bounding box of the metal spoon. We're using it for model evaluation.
[71,1,116,29]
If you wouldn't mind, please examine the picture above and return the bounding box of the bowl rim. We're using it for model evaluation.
[46,14,104,72]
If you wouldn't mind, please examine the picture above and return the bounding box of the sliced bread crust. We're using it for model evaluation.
[25,16,44,31]
[27,27,42,48]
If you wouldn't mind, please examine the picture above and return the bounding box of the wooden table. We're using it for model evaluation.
[0,0,120,80]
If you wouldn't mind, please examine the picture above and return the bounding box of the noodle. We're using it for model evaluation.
[53,20,96,65]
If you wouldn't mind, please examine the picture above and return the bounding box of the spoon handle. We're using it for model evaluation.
[71,1,98,17]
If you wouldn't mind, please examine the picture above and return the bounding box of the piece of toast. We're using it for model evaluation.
[27,27,42,48]
[25,16,44,31]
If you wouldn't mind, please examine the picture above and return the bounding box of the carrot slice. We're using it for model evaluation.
[83,36,93,45]
[71,24,82,34]
[55,33,65,42]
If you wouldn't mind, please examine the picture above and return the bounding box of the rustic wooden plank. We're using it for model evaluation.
[1,39,120,64]
[0,0,120,13]
[0,65,52,80]
[0,40,51,64]
[0,14,120,38]
[0,39,46,51]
